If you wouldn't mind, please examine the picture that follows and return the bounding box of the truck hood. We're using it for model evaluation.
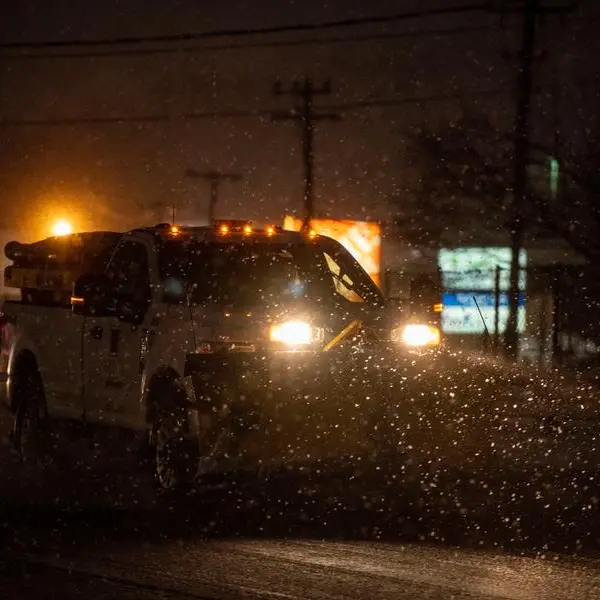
[189,301,393,348]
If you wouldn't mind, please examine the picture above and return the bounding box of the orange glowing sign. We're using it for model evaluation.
[283,217,382,287]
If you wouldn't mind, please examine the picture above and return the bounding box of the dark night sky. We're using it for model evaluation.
[0,1,598,240]
[0,1,444,40]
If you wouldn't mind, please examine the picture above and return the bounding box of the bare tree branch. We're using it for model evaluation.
[401,109,600,261]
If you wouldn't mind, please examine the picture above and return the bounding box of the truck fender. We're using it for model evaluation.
[142,366,189,425]
[7,335,43,413]
[139,342,187,411]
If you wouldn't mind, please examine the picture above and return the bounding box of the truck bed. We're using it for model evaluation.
[1,301,85,417]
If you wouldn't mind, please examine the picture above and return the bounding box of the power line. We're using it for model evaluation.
[323,88,507,111]
[3,13,597,60]
[0,4,488,51]
[0,88,507,128]
[9,78,594,130]
[1,25,498,61]
[2,14,594,63]
[0,109,272,127]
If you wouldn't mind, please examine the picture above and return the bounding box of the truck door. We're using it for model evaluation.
[82,238,154,426]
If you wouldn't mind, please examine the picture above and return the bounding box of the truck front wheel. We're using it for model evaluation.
[149,377,199,493]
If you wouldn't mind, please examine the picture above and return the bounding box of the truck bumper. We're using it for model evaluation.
[184,350,336,414]
[183,348,398,469]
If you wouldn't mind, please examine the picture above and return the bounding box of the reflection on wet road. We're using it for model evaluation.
[3,536,600,599]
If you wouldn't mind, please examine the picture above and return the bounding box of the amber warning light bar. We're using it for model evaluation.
[212,221,283,237]
[211,220,249,233]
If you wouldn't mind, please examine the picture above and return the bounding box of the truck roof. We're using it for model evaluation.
[3,222,321,264]
[133,221,324,246]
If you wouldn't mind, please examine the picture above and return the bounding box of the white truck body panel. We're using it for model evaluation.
[2,303,83,419]
[0,230,197,430]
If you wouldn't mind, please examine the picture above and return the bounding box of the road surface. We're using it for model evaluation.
[2,356,600,599]
[3,526,600,599]
[2,454,600,600]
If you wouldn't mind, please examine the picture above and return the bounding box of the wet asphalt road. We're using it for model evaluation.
[3,448,600,600]
[4,537,600,600]
[3,357,600,599]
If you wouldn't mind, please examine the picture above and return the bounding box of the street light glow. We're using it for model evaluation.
[52,219,73,236]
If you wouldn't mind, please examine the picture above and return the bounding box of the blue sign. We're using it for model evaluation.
[438,247,528,335]
[443,292,526,308]
[442,293,526,334]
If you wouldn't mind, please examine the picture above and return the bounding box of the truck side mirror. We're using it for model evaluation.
[71,273,114,317]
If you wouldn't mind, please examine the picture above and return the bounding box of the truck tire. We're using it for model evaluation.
[13,369,51,467]
[150,379,198,493]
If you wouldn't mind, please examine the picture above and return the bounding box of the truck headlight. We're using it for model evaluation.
[393,324,441,347]
[269,320,314,346]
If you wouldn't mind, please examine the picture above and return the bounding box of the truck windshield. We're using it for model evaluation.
[159,240,383,308]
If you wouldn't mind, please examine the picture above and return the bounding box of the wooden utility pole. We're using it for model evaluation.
[185,168,242,223]
[504,0,539,358]
[272,78,341,231]
[491,0,573,359]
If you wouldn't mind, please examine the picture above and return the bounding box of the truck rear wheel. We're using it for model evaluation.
[13,370,51,467]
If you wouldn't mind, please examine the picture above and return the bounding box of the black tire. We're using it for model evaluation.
[151,383,199,493]
[13,370,51,467]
